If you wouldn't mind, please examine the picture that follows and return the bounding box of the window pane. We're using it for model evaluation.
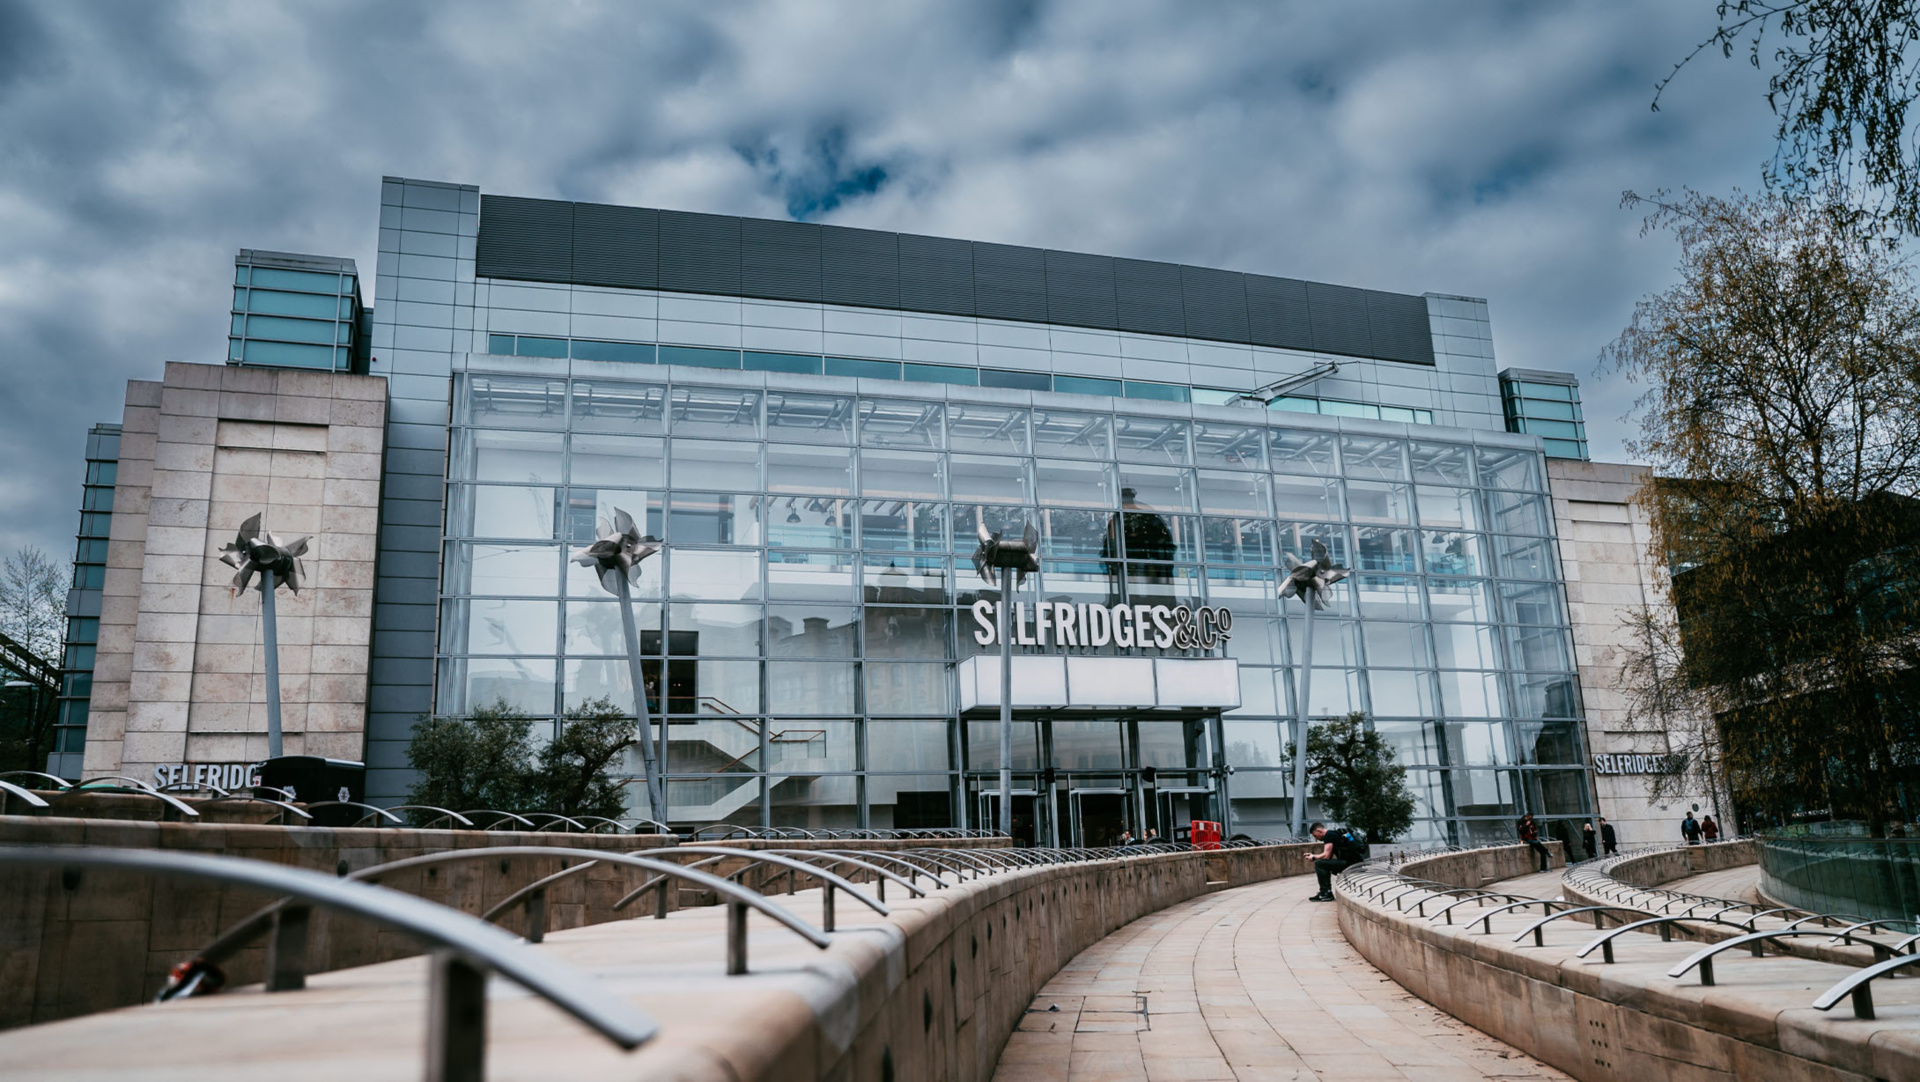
[949,454,1031,503]
[559,489,661,544]
[767,662,857,713]
[1114,416,1189,464]
[1363,621,1431,667]
[947,404,1029,453]
[1369,670,1435,716]
[660,345,741,369]
[768,443,852,495]
[671,439,760,491]
[766,550,856,600]
[454,485,556,540]
[904,362,977,386]
[1487,490,1552,536]
[1202,517,1275,565]
[1117,465,1196,514]
[830,357,903,381]
[1270,429,1339,475]
[1428,580,1492,623]
[765,496,854,548]
[1433,623,1499,669]
[868,721,953,772]
[1053,375,1122,397]
[445,542,561,596]
[1478,447,1543,492]
[1415,486,1481,530]
[863,606,951,659]
[571,380,667,434]
[1409,442,1473,485]
[1354,576,1422,620]
[1437,671,1503,717]
[571,339,656,364]
[1036,459,1116,508]
[670,601,763,656]
[1346,481,1413,524]
[859,399,943,449]
[766,391,853,444]
[745,351,824,375]
[1272,475,1340,520]
[563,600,655,655]
[868,663,954,714]
[861,555,949,604]
[1354,527,1416,573]
[1031,408,1112,460]
[669,549,762,601]
[441,656,555,718]
[1493,534,1558,580]
[1277,521,1350,566]
[565,551,661,599]
[860,499,946,552]
[515,335,568,358]
[1342,436,1408,480]
[1196,469,1269,517]
[444,598,558,655]
[1193,421,1266,470]
[671,386,760,437]
[859,450,945,500]
[1420,531,1484,576]
[767,604,859,657]
[457,429,564,484]
[569,433,664,486]
[1224,721,1283,768]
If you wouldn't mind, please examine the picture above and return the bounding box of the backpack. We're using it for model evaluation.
[1330,828,1368,862]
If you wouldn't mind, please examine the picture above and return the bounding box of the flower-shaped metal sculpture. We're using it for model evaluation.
[971,521,1040,585]
[570,508,666,822]
[1279,539,1349,611]
[571,509,663,596]
[218,513,310,595]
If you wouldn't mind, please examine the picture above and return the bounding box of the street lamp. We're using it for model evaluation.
[217,513,309,760]
[1281,538,1348,838]
[971,520,1039,840]
[572,508,667,824]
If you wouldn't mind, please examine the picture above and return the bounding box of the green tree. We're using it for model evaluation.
[1604,188,1920,832]
[405,699,536,817]
[0,546,68,773]
[1292,713,1417,845]
[531,697,637,820]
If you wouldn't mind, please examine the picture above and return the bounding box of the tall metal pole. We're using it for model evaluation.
[1289,597,1316,838]
[615,574,666,822]
[260,567,283,760]
[998,565,1015,839]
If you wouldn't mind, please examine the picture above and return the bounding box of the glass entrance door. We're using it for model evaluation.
[973,781,1046,846]
[1069,787,1132,847]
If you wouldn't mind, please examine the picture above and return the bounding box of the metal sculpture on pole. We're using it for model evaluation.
[1281,538,1348,838]
[572,509,667,823]
[971,520,1039,839]
[218,513,309,760]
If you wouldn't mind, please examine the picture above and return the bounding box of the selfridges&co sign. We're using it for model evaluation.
[969,601,1233,650]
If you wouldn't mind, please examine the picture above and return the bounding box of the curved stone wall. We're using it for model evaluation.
[1337,852,1920,1081]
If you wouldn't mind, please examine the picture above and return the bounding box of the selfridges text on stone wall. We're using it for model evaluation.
[84,363,387,782]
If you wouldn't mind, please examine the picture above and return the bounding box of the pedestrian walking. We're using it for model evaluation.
[1302,822,1367,901]
[1581,821,1597,862]
[1681,812,1700,844]
[1702,816,1720,842]
[1599,817,1618,855]
[1518,813,1550,872]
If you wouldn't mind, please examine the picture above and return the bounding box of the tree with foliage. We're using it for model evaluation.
[531,697,636,819]
[0,546,69,773]
[1616,601,1730,818]
[1289,712,1417,845]
[1604,189,1920,832]
[1664,1,1920,233]
[405,699,537,816]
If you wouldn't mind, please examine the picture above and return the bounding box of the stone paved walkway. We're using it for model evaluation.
[993,876,1569,1081]
[1660,864,1762,904]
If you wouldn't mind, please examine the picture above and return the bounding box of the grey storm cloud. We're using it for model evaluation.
[0,0,1779,561]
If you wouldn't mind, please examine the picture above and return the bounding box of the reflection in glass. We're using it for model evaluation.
[767,604,859,657]
[947,404,1029,454]
[565,600,657,656]
[570,434,664,486]
[570,379,666,434]
[670,438,760,491]
[1223,720,1282,768]
[766,550,856,600]
[863,606,951,658]
[671,386,761,438]
[444,598,558,655]
[1342,435,1408,480]
[1114,416,1189,464]
[868,773,957,828]
[460,375,567,428]
[667,492,761,546]
[765,391,854,444]
[949,454,1031,504]
[768,444,852,495]
[765,496,853,548]
[456,429,565,484]
[442,656,555,717]
[768,661,857,714]
[457,485,557,540]
[1437,670,1503,717]
[561,490,661,544]
[1194,422,1266,471]
[1409,441,1473,485]
[1202,518,1275,565]
[1053,721,1126,771]
[1035,459,1117,508]
[861,555,949,604]
[1114,466,1195,514]
[669,602,764,656]
[669,549,762,601]
[1432,623,1499,669]
[1368,670,1435,716]
[445,542,559,596]
[1355,527,1416,572]
[860,399,944,450]
[867,721,953,772]
[858,451,944,500]
[1420,531,1483,576]
[1032,408,1112,460]
[861,499,946,552]
[968,721,1041,770]
[865,663,953,714]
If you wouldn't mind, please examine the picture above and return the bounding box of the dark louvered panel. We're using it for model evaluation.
[658,210,742,296]
[898,233,975,316]
[823,226,900,309]
[1180,265,1250,343]
[1245,275,1312,351]
[973,242,1049,323]
[1305,283,1373,358]
[742,218,822,303]
[1044,250,1117,329]
[1113,258,1186,337]
[476,195,574,283]
[1365,290,1435,365]
[570,202,657,290]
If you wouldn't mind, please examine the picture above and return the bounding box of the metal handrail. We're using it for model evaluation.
[196,783,313,824]
[757,849,927,901]
[1510,906,1656,948]
[1465,898,1569,934]
[1811,951,1920,1019]
[380,805,476,829]
[1575,915,1757,964]
[69,776,201,819]
[825,849,958,889]
[569,815,628,834]
[1424,891,1532,924]
[1670,928,1894,987]
[527,812,590,833]
[304,800,404,825]
[606,846,888,931]
[0,846,656,1074]
[0,769,71,790]
[1823,918,1920,945]
[463,809,537,830]
[481,861,601,940]
[0,779,51,808]
[618,815,675,835]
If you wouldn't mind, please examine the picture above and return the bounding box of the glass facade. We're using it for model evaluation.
[1499,368,1588,461]
[230,250,368,372]
[50,423,119,779]
[437,366,1589,844]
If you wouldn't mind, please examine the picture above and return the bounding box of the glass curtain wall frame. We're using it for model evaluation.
[435,368,1590,834]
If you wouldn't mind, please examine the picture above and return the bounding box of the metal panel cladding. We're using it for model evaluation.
[1045,249,1118,329]
[898,233,976,316]
[742,218,823,303]
[822,227,901,309]
[658,211,742,296]
[571,202,658,291]
[475,196,574,283]
[973,242,1050,324]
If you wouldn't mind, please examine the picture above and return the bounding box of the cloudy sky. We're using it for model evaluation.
[0,0,1782,562]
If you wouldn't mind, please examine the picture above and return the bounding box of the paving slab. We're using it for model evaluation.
[994,876,1569,1081]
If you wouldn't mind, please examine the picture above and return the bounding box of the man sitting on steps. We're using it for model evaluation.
[1301,822,1366,901]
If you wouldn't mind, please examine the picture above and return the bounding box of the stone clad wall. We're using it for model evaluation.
[1597,839,1756,889]
[1338,848,1920,1081]
[1397,840,1563,887]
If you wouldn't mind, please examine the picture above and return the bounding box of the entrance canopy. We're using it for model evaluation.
[956,656,1240,715]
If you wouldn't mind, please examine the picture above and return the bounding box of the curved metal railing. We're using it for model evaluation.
[0,846,656,1075]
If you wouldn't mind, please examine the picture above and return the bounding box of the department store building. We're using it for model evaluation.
[58,175,1678,848]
